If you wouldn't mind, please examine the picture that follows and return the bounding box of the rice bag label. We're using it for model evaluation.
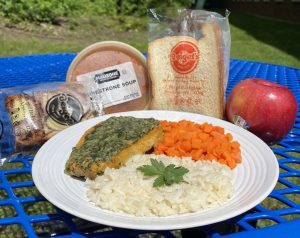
[170,41,200,74]
[76,62,142,107]
[46,93,84,126]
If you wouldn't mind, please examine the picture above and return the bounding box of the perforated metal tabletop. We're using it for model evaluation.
[0,54,300,238]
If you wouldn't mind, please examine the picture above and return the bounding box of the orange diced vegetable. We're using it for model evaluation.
[154,120,242,169]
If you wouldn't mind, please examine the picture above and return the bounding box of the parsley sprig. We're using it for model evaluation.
[137,158,189,187]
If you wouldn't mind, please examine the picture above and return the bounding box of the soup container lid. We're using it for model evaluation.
[66,41,150,114]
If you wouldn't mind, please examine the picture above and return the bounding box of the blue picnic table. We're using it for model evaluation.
[0,53,300,238]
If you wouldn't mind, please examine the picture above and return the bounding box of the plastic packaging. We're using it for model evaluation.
[147,9,231,119]
[66,41,151,114]
[0,81,103,163]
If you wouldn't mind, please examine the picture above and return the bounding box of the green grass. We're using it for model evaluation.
[0,10,299,68]
[0,35,82,56]
[0,15,148,56]
[228,11,300,68]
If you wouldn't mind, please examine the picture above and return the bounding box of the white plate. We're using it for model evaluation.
[32,110,279,230]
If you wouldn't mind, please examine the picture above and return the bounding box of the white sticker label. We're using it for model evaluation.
[76,62,142,107]
[233,114,249,130]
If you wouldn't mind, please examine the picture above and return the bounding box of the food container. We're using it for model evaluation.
[66,41,150,114]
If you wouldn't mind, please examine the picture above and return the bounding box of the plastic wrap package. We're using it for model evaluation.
[0,82,103,164]
[148,9,230,119]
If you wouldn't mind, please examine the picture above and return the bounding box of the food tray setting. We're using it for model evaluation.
[0,54,300,238]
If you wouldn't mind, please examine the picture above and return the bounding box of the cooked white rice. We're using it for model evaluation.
[85,154,234,217]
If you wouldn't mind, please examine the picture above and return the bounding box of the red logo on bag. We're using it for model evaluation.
[170,41,200,74]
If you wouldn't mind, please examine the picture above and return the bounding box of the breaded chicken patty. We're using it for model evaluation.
[65,116,163,179]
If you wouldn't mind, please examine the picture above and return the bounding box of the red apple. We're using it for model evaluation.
[226,78,297,145]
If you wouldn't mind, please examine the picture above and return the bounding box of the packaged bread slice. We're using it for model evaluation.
[35,83,99,140]
[5,94,46,149]
[148,21,225,119]
[3,82,103,154]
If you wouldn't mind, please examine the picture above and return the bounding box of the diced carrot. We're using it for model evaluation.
[166,147,179,157]
[163,135,175,147]
[155,143,167,152]
[154,120,242,169]
[232,152,242,163]
[231,141,241,151]
[198,132,210,141]
[214,126,225,134]
[221,151,232,162]
[190,149,204,159]
[226,157,237,169]
[203,123,213,133]
[191,138,202,149]
[219,159,227,165]
[176,143,187,156]
[226,133,233,142]
[180,140,192,152]
[206,154,217,161]
[211,131,226,140]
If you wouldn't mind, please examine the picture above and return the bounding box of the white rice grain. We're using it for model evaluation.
[85,154,233,217]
